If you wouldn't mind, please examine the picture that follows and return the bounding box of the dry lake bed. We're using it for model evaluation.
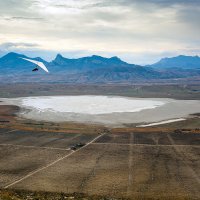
[1,95,200,126]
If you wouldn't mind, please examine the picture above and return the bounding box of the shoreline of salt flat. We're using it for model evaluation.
[0,95,200,127]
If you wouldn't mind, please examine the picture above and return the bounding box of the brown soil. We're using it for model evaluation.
[0,105,107,134]
[0,104,199,199]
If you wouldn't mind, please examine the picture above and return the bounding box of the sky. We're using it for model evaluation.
[0,0,200,65]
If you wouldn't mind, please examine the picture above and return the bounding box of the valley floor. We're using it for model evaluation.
[0,104,199,200]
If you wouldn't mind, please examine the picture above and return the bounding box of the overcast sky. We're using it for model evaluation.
[0,0,200,64]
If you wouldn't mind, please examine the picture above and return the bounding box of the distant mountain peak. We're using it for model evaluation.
[2,52,25,58]
[110,56,122,61]
[6,52,18,56]
[149,55,200,69]
[53,54,70,65]
[91,55,103,58]
[111,56,119,59]
[55,53,64,59]
[90,55,122,61]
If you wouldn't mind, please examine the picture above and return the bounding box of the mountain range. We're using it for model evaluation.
[0,52,200,83]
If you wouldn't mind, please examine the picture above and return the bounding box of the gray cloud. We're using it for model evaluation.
[3,16,44,21]
[0,0,199,64]
[112,0,200,7]
[0,42,39,50]
[47,0,200,9]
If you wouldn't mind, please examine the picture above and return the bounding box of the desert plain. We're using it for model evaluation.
[0,84,199,200]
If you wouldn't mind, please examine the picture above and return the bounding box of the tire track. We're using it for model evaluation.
[4,132,106,189]
[167,133,200,185]
[137,144,161,197]
[92,142,200,147]
[127,132,134,196]
[78,146,108,192]
[40,133,81,147]
[0,143,70,151]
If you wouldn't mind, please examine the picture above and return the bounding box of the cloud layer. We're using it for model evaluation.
[0,0,200,64]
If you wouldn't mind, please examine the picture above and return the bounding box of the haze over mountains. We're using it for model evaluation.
[0,52,200,83]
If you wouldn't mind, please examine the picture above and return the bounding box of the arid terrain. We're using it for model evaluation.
[0,83,200,99]
[0,92,200,200]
